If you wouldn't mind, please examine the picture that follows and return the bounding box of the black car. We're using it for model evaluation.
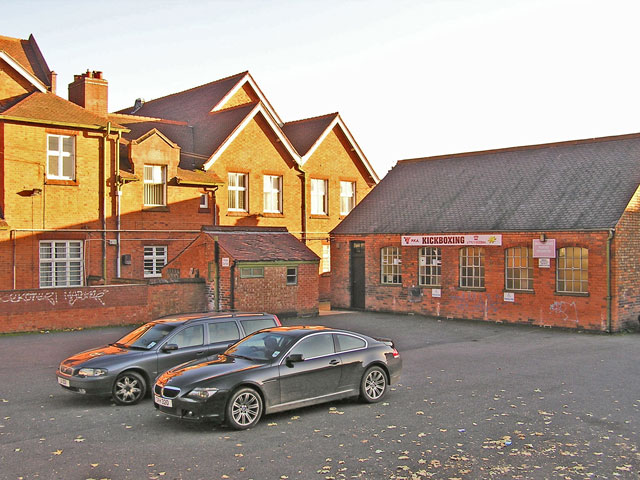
[56,312,281,405]
[153,326,402,429]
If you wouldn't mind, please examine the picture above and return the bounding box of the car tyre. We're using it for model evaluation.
[112,371,146,405]
[226,387,263,430]
[360,365,387,403]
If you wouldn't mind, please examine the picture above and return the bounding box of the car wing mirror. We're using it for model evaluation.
[162,343,178,352]
[285,353,304,367]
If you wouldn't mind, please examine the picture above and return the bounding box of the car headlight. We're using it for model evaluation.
[78,368,108,377]
[186,387,219,400]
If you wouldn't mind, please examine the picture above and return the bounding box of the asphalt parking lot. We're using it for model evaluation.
[0,310,638,479]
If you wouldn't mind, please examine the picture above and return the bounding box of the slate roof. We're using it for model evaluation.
[282,113,338,156]
[0,34,51,88]
[332,134,640,235]
[202,226,319,262]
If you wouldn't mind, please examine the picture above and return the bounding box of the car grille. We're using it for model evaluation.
[155,385,181,398]
[60,364,74,375]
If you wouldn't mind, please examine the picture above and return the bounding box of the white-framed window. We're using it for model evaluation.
[556,247,588,294]
[263,175,282,213]
[144,246,167,278]
[311,178,328,215]
[47,134,75,180]
[419,247,441,286]
[340,181,355,215]
[286,266,298,285]
[239,266,264,278]
[228,172,247,211]
[381,246,402,284]
[459,247,484,288]
[322,244,331,273]
[39,240,83,287]
[199,193,208,209]
[505,246,533,291]
[144,165,166,206]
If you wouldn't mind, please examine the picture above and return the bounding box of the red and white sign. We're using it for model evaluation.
[401,234,502,246]
[532,239,556,258]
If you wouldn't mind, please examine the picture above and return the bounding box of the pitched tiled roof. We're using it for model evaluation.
[282,113,338,156]
[333,134,640,234]
[175,168,222,186]
[0,34,51,88]
[0,91,115,128]
[110,114,195,152]
[202,226,319,262]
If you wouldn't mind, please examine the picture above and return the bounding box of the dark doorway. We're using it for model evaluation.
[350,241,365,309]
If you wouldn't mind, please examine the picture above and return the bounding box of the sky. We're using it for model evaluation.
[4,0,640,178]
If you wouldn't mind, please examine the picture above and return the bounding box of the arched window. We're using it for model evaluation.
[419,247,441,286]
[381,247,402,284]
[556,247,588,293]
[505,247,533,291]
[459,247,484,288]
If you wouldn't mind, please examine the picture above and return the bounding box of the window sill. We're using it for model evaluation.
[554,291,589,297]
[261,212,284,218]
[419,285,442,289]
[45,179,78,186]
[504,289,535,294]
[381,283,403,287]
[457,287,486,292]
[310,214,330,219]
[143,206,169,212]
[227,211,249,217]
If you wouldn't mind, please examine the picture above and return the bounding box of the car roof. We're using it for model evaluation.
[152,312,273,326]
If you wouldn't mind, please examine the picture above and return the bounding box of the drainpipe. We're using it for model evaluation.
[115,131,123,278]
[11,230,16,289]
[295,165,307,243]
[606,228,615,333]
[214,239,220,311]
[230,260,236,311]
[101,122,111,284]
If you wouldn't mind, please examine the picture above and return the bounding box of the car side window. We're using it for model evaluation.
[290,334,335,359]
[208,321,240,344]
[240,318,275,335]
[170,325,204,348]
[335,334,366,352]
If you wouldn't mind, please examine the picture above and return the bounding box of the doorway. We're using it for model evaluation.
[350,241,365,309]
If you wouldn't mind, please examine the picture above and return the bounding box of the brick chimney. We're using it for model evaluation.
[68,70,108,116]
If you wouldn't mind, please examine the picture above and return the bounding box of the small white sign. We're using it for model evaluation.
[432,289,441,298]
[538,258,551,268]
[504,292,515,302]
[222,258,230,267]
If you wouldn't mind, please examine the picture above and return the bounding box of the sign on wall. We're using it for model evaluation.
[532,239,556,258]
[401,234,502,246]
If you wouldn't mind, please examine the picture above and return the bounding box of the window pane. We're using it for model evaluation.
[208,322,240,344]
[240,318,275,335]
[290,334,335,358]
[381,246,401,284]
[336,334,366,352]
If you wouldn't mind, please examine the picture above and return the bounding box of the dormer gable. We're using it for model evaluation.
[129,129,181,179]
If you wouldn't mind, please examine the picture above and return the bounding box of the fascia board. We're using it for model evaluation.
[0,51,48,93]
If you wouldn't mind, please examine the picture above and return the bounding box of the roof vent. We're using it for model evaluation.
[132,98,145,114]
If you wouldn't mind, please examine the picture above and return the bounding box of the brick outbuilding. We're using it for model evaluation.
[330,134,640,332]
[163,226,319,317]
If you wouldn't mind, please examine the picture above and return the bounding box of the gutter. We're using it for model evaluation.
[606,228,615,333]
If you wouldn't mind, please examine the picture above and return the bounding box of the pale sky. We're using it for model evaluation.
[4,0,640,178]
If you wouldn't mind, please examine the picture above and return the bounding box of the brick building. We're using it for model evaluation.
[0,33,377,316]
[330,135,640,332]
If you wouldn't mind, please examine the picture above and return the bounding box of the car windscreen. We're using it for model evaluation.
[115,323,177,350]
[226,332,296,361]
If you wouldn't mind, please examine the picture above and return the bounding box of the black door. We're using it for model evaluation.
[350,241,365,309]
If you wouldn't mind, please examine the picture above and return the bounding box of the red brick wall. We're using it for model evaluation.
[331,232,613,331]
[0,280,206,333]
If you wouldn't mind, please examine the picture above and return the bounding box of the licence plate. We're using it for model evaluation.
[155,395,172,408]
[57,376,70,387]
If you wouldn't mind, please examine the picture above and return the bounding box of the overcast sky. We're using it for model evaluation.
[4,0,640,178]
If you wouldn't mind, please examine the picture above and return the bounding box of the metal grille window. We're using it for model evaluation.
[340,181,355,215]
[286,266,298,285]
[311,178,328,215]
[240,266,264,278]
[381,246,402,284]
[505,247,533,291]
[144,165,166,206]
[419,247,441,286]
[199,193,208,209]
[263,175,282,213]
[47,134,75,180]
[39,241,83,287]
[459,247,484,288]
[556,247,588,293]
[144,246,167,278]
[228,173,248,211]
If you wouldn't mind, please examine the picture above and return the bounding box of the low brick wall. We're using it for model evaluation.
[0,279,207,333]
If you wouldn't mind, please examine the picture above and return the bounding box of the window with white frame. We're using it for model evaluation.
[322,244,331,273]
[286,266,298,285]
[228,172,247,211]
[199,193,208,209]
[505,246,533,291]
[47,134,75,180]
[556,247,588,294]
[419,247,441,286]
[39,240,83,287]
[340,181,355,215]
[144,165,166,206]
[263,175,282,213]
[381,246,402,284]
[459,247,484,288]
[144,246,167,278]
[239,266,264,278]
[311,178,328,215]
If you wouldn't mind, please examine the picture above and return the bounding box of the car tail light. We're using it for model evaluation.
[392,348,400,358]
[273,315,281,326]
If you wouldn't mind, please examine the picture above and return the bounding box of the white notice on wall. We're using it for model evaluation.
[504,292,515,302]
[432,289,441,298]
[538,258,550,268]
[222,258,230,267]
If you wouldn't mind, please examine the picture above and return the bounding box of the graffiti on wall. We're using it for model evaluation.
[0,289,108,307]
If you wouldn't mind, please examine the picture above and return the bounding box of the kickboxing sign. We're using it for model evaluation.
[401,234,502,246]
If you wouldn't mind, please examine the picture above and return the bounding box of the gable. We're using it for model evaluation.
[0,57,36,98]
[129,130,180,177]
[217,83,259,111]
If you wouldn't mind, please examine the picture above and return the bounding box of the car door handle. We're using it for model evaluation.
[329,359,340,366]
[196,351,206,356]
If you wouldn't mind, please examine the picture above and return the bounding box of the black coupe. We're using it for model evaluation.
[153,326,402,429]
